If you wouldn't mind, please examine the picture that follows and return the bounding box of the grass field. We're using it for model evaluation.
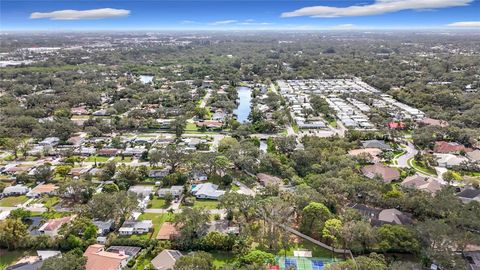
[0,250,33,269]
[211,251,236,267]
[85,155,110,162]
[192,199,219,209]
[136,213,174,240]
[407,158,437,176]
[0,196,28,207]
[113,156,133,162]
[147,197,168,209]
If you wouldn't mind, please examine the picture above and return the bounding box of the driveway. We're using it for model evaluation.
[396,142,418,168]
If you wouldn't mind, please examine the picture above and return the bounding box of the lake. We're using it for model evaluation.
[234,86,252,123]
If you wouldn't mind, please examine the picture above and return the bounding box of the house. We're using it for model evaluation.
[211,111,227,122]
[128,185,154,198]
[361,163,400,183]
[192,170,208,182]
[67,136,84,146]
[401,175,443,195]
[195,120,223,129]
[435,153,469,168]
[97,148,119,156]
[76,147,96,156]
[361,140,392,151]
[123,147,145,157]
[191,183,225,200]
[156,222,180,240]
[93,220,114,236]
[84,244,129,270]
[151,249,183,270]
[38,137,60,147]
[463,251,480,270]
[4,250,61,270]
[92,109,110,116]
[2,185,30,196]
[348,148,382,163]
[148,169,170,178]
[71,106,89,115]
[457,188,480,204]
[374,208,413,226]
[39,216,74,236]
[349,204,412,226]
[27,184,58,198]
[434,141,473,154]
[157,186,183,198]
[466,150,480,163]
[119,220,153,235]
[417,118,449,128]
[69,167,91,177]
[257,173,284,187]
[387,122,406,129]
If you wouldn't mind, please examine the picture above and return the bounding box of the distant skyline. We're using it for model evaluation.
[1,0,480,31]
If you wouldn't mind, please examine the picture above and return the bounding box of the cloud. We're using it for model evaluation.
[447,21,480,27]
[331,24,356,29]
[30,8,130,20]
[210,20,238,25]
[281,0,472,18]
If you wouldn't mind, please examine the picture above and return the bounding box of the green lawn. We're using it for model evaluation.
[137,213,175,240]
[0,196,28,207]
[186,122,199,131]
[147,197,168,209]
[85,155,110,162]
[407,158,437,176]
[211,251,236,267]
[33,196,59,208]
[113,156,133,162]
[193,199,219,209]
[0,250,33,269]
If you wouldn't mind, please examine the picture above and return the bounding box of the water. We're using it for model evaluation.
[139,75,154,84]
[234,86,252,123]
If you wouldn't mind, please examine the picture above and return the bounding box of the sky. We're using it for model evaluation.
[1,0,480,31]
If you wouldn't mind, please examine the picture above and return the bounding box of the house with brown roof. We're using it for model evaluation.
[434,141,473,154]
[84,244,128,270]
[361,163,400,183]
[38,216,75,236]
[195,120,223,129]
[27,183,58,198]
[417,117,449,127]
[97,148,120,156]
[71,106,90,115]
[401,174,443,195]
[156,222,180,240]
[349,203,412,226]
[348,148,383,163]
[257,173,284,187]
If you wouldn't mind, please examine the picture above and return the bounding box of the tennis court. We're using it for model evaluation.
[275,256,338,270]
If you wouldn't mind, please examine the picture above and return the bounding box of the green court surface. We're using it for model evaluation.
[274,256,340,270]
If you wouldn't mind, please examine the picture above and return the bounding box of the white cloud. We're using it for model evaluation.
[281,0,472,18]
[447,21,480,27]
[210,20,238,25]
[331,24,356,29]
[30,8,130,20]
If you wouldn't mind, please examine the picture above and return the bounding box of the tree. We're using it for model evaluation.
[34,164,53,183]
[322,218,343,246]
[58,180,94,203]
[0,218,28,250]
[160,144,187,173]
[238,250,275,266]
[56,165,72,180]
[2,138,20,159]
[8,208,31,220]
[174,207,210,249]
[40,251,87,270]
[299,202,331,237]
[377,224,420,253]
[329,253,387,270]
[174,251,213,270]
[164,192,174,206]
[102,183,120,193]
[116,165,139,189]
[99,161,117,182]
[148,148,162,167]
[171,116,187,140]
[83,191,138,223]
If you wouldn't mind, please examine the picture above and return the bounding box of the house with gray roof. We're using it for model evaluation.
[151,249,183,270]
[2,185,30,196]
[361,140,392,150]
[157,186,183,198]
[191,183,225,200]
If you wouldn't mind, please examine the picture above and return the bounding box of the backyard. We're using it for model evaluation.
[0,196,28,207]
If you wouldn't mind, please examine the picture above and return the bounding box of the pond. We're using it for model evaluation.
[139,75,154,84]
[234,86,252,123]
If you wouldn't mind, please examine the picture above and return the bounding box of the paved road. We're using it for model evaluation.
[144,208,226,216]
[396,142,418,168]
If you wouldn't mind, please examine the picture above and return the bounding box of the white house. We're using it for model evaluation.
[191,183,225,200]
[2,185,30,196]
[157,186,183,198]
[119,220,153,235]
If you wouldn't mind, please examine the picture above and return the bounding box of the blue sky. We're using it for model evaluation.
[1,0,479,31]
